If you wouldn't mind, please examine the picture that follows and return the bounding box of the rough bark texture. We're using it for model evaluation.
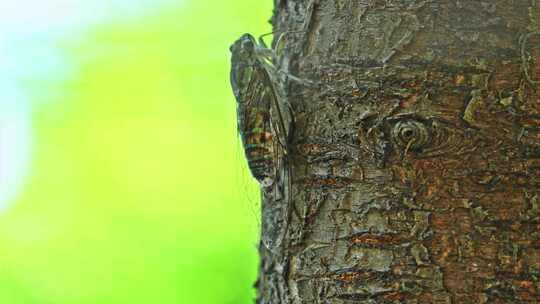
[257,1,540,303]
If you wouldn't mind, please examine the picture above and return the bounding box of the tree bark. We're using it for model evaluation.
[257,1,540,303]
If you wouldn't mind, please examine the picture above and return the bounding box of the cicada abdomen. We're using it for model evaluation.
[238,96,276,188]
[230,34,282,189]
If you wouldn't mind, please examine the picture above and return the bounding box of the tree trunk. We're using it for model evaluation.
[256,1,540,303]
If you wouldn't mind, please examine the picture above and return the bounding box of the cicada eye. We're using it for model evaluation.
[238,35,255,54]
[242,38,254,49]
[391,120,430,151]
[231,34,255,56]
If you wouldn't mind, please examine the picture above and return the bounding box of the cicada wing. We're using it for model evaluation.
[270,97,294,150]
[258,65,292,152]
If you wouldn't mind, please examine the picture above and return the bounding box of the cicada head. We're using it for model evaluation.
[230,34,258,103]
[230,34,257,59]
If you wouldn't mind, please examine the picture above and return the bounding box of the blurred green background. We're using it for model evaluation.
[0,1,273,302]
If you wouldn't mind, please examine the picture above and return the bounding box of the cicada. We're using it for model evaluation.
[230,33,294,191]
